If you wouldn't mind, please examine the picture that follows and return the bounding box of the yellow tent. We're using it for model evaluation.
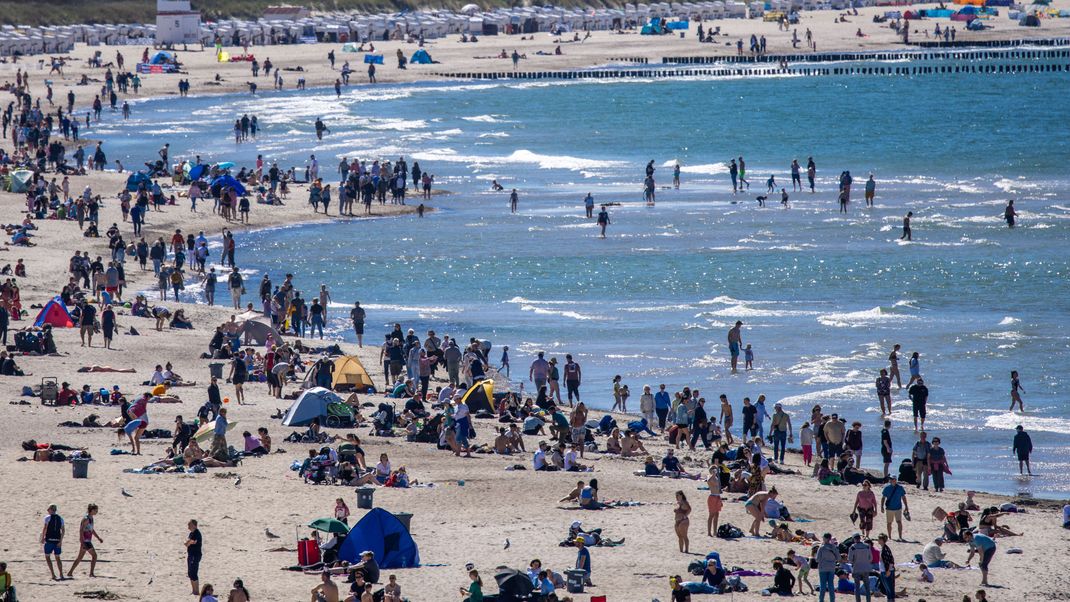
[460,379,495,414]
[328,355,375,392]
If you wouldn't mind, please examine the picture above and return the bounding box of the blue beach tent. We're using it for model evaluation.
[150,51,175,65]
[364,54,384,65]
[211,174,246,196]
[188,164,208,180]
[410,49,433,64]
[337,508,420,569]
[126,172,151,191]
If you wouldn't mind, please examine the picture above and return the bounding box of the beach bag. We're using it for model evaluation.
[688,559,707,575]
[717,523,744,539]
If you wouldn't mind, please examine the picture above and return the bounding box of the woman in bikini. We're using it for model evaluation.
[706,465,723,537]
[67,504,103,577]
[674,491,691,553]
[1009,370,1024,412]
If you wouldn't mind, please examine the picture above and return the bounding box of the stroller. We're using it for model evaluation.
[302,455,337,485]
[325,402,356,428]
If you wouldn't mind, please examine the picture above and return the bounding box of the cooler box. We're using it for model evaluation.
[298,538,321,566]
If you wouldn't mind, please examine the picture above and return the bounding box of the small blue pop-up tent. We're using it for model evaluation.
[337,509,420,569]
[363,54,384,64]
[150,51,175,65]
[281,387,341,427]
[211,175,246,196]
[410,49,433,64]
[126,172,151,191]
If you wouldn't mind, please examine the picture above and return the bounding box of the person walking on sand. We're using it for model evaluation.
[1009,370,1024,411]
[596,206,610,238]
[881,419,893,478]
[210,407,230,459]
[67,504,102,578]
[815,533,839,602]
[186,520,202,595]
[228,351,247,404]
[41,504,65,581]
[1012,424,1033,475]
[706,465,723,537]
[900,211,913,241]
[881,476,909,541]
[674,491,691,553]
[728,321,743,373]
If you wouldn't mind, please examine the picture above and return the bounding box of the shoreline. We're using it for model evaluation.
[0,20,1067,602]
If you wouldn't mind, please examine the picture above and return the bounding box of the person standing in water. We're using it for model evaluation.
[865,174,876,207]
[906,352,921,388]
[1004,200,1018,228]
[900,212,913,241]
[510,189,518,213]
[1009,370,1024,411]
[888,344,902,389]
[806,157,816,193]
[791,159,802,192]
[584,192,594,218]
[738,157,750,190]
[728,321,743,374]
[729,159,739,193]
[1012,425,1033,475]
[673,162,681,189]
[596,206,610,238]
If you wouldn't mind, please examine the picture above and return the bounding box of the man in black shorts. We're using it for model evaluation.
[185,519,202,595]
[880,419,893,478]
[908,378,928,431]
[349,301,366,348]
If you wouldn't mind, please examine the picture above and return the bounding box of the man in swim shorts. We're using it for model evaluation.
[727,321,743,373]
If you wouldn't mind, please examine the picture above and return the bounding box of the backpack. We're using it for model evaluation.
[45,514,63,542]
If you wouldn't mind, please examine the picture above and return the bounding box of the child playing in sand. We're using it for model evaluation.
[919,564,934,583]
[745,345,754,370]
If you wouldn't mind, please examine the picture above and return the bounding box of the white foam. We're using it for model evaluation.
[462,114,509,123]
[505,296,583,306]
[364,118,428,131]
[703,304,816,318]
[408,147,626,171]
[478,132,510,138]
[777,383,873,407]
[617,304,694,313]
[357,303,460,313]
[519,304,602,321]
[999,316,1020,326]
[816,306,915,328]
[984,412,1070,435]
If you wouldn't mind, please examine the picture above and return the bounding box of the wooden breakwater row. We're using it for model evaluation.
[662,44,1070,65]
[434,61,1069,80]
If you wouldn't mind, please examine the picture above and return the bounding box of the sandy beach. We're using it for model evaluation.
[3,1,1069,104]
[1,7,1069,602]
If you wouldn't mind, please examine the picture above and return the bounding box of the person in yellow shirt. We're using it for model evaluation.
[1,560,16,601]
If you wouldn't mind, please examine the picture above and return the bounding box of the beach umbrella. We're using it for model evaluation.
[193,419,239,444]
[308,518,350,535]
[214,161,236,170]
[461,3,481,14]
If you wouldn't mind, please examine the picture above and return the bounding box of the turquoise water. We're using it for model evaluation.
[107,69,1070,497]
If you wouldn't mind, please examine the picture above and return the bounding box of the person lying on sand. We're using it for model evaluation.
[78,365,136,373]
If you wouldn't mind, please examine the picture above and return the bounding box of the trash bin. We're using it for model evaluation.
[393,511,413,532]
[209,363,224,379]
[565,569,586,593]
[72,458,91,479]
[355,487,375,509]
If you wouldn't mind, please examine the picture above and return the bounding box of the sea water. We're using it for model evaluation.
[106,68,1070,497]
